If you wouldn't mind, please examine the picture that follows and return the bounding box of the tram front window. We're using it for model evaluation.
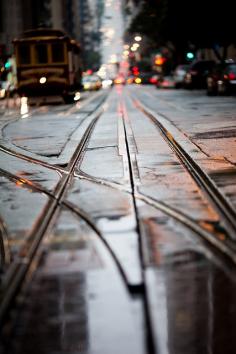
[35,44,48,64]
[51,43,64,63]
[18,45,31,65]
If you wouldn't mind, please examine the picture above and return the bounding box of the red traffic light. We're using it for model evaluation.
[154,56,166,66]
[132,66,139,75]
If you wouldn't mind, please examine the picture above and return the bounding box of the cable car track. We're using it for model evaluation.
[0,105,103,324]
[127,95,236,239]
[0,87,236,354]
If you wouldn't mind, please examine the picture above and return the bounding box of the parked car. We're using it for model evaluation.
[173,64,190,88]
[207,60,236,95]
[134,72,158,84]
[184,60,216,89]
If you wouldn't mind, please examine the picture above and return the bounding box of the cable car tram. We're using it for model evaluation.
[13,28,83,103]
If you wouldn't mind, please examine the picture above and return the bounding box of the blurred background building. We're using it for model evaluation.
[0,0,103,69]
[125,0,236,74]
[122,0,143,32]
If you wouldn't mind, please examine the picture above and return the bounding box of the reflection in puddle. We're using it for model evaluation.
[97,214,136,233]
[148,250,236,354]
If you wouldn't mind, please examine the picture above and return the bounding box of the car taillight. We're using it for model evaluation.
[228,72,236,80]
[149,78,158,84]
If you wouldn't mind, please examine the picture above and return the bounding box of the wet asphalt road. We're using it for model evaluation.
[0,86,236,354]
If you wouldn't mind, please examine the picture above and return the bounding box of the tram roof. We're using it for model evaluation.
[22,28,68,39]
[13,28,80,49]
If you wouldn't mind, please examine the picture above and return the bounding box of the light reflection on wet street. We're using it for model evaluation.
[0,86,236,354]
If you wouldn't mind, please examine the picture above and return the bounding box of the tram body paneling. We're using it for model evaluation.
[13,29,82,99]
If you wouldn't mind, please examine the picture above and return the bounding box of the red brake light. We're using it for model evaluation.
[228,72,236,80]
[149,77,158,84]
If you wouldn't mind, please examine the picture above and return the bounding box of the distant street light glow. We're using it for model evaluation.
[134,36,142,42]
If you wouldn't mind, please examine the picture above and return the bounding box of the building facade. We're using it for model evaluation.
[0,0,103,69]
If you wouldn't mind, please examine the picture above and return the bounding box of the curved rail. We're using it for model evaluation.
[132,97,236,242]
[0,107,103,324]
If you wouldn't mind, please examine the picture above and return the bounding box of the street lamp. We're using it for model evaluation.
[134,36,142,42]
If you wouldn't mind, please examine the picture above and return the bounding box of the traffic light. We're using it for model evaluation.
[186,52,195,61]
[154,55,166,66]
[132,66,139,76]
[4,60,11,69]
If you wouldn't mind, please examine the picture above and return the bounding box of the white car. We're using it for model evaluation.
[173,64,190,88]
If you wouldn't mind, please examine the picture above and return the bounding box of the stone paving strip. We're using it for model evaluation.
[0,91,107,165]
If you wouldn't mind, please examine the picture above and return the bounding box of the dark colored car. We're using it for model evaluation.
[184,60,216,89]
[135,72,158,84]
[207,61,236,95]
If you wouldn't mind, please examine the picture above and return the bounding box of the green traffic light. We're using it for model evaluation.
[4,61,11,69]
[186,52,194,60]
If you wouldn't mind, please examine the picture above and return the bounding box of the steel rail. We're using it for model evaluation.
[132,97,236,242]
[0,90,108,171]
[0,107,102,325]
[63,200,144,292]
[0,218,11,268]
[72,169,236,265]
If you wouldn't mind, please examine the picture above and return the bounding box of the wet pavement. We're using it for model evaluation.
[0,86,236,353]
[131,86,236,210]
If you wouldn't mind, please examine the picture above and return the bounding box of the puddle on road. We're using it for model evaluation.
[0,176,49,265]
[97,213,136,233]
[1,209,146,354]
[66,178,142,286]
[138,203,236,353]
[146,252,236,354]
